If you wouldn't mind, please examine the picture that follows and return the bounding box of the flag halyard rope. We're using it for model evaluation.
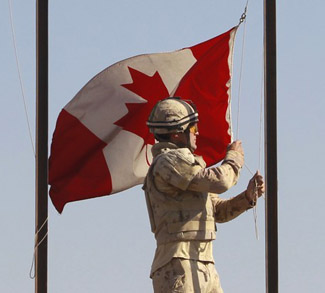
[235,1,264,240]
[8,0,35,156]
[235,1,249,140]
[29,217,48,279]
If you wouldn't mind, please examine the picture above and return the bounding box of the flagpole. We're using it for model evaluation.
[35,0,48,292]
[264,0,278,292]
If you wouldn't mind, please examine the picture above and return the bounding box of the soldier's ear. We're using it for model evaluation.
[170,133,187,145]
[170,133,183,142]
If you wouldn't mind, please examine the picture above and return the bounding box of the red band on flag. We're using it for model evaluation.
[177,28,236,166]
[49,109,112,213]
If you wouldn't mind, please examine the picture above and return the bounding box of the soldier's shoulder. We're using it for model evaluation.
[153,147,200,188]
[156,147,195,166]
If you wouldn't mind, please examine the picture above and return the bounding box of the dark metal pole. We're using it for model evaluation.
[264,0,278,292]
[36,0,48,292]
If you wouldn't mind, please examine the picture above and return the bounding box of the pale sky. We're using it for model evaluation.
[1,0,324,292]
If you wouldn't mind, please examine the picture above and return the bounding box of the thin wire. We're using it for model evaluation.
[252,52,266,241]
[245,164,260,240]
[235,1,263,240]
[235,1,249,139]
[244,163,254,176]
[29,217,49,279]
[244,163,260,239]
[253,180,259,240]
[8,0,35,156]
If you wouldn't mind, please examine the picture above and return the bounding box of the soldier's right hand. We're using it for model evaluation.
[227,140,244,156]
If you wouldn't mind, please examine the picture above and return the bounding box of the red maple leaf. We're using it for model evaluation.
[114,67,170,146]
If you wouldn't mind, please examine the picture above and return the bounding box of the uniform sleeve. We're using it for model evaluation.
[153,148,202,191]
[210,192,254,223]
[187,150,244,194]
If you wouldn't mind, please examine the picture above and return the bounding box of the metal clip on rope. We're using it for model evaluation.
[238,1,248,26]
[239,10,247,24]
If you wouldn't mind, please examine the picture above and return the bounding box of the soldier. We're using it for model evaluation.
[143,97,265,293]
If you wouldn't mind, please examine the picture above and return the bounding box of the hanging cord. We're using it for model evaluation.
[9,0,41,279]
[244,166,259,240]
[251,53,266,240]
[29,217,48,279]
[235,1,249,139]
[249,53,266,240]
[234,1,265,240]
[248,53,266,240]
[8,0,35,156]
[252,179,259,239]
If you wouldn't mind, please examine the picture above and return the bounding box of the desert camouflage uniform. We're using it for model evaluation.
[143,142,254,293]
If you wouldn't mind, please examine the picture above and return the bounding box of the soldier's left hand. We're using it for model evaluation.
[245,171,265,204]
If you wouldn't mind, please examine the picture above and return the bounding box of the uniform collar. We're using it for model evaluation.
[151,142,179,158]
[151,142,206,168]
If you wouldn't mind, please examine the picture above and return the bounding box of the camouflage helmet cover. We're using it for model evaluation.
[147,97,199,134]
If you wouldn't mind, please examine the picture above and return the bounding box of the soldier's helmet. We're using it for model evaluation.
[147,97,198,134]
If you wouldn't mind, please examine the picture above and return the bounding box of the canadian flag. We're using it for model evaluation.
[49,27,238,213]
